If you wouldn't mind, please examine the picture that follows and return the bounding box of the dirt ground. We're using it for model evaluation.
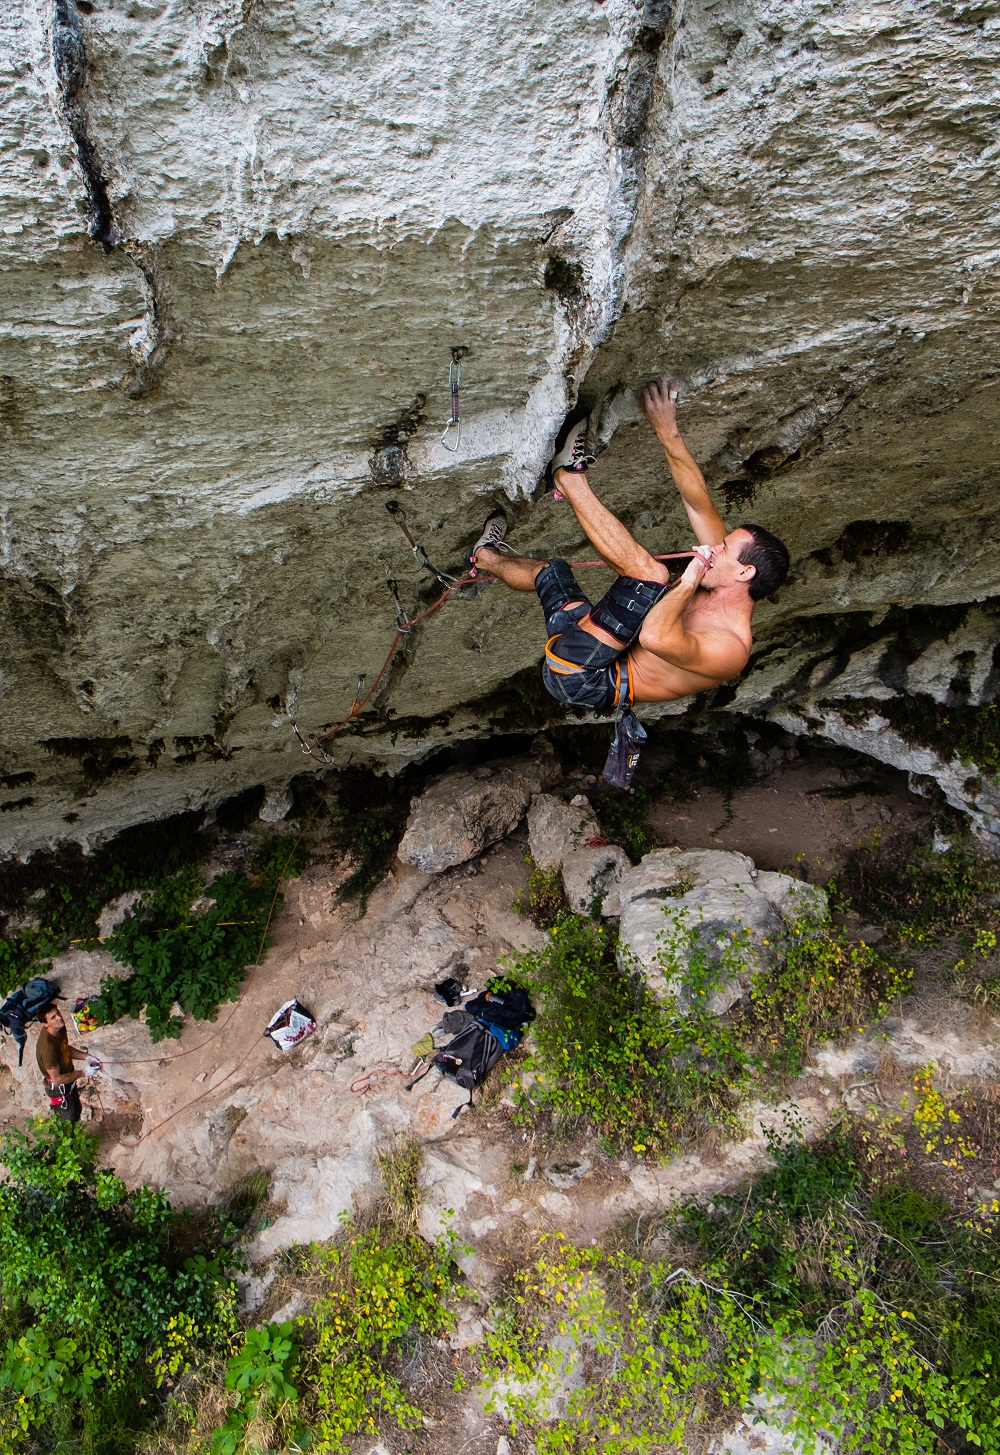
[643,741,931,882]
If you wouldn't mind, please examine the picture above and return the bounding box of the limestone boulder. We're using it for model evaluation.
[617,849,828,1015]
[527,793,602,872]
[561,844,631,916]
[397,744,558,873]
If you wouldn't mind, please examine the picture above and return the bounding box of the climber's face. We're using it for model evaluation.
[698,528,757,592]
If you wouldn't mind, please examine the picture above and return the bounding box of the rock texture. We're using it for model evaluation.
[617,848,827,1012]
[561,843,631,916]
[3,0,1000,850]
[397,745,557,873]
[527,792,602,872]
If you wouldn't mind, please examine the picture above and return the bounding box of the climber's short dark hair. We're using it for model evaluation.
[737,524,790,600]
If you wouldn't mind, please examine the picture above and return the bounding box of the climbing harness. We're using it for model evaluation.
[440,346,468,452]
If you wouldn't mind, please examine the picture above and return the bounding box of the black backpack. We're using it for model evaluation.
[464,985,536,1034]
[0,977,60,1067]
[407,1021,505,1118]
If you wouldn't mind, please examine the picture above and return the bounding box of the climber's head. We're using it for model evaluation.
[698,525,789,599]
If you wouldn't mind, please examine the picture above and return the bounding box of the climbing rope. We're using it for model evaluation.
[440,346,468,452]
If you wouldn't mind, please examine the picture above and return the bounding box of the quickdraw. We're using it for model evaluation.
[440,346,468,452]
[385,500,457,587]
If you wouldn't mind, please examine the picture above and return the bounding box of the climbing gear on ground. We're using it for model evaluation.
[406,1021,505,1118]
[465,983,535,1051]
[549,417,595,498]
[411,1032,436,1059]
[467,510,508,576]
[0,977,60,1067]
[408,978,535,1115]
[433,977,464,1007]
[440,346,469,452]
[350,1065,416,1095]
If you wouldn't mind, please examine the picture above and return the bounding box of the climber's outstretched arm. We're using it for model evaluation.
[641,379,727,548]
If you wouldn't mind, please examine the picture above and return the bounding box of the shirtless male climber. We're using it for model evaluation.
[468,379,790,784]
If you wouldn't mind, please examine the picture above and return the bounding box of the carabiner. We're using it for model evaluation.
[440,347,468,452]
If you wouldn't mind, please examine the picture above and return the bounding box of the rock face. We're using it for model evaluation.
[561,844,631,916]
[617,848,827,1013]
[3,0,1000,851]
[397,746,557,873]
[527,793,602,872]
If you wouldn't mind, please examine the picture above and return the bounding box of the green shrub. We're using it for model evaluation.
[0,1119,237,1453]
[513,861,566,930]
[90,838,304,1040]
[505,908,906,1156]
[210,1323,301,1455]
[484,1113,1000,1454]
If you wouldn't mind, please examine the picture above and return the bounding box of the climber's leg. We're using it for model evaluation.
[473,547,548,592]
[552,466,670,587]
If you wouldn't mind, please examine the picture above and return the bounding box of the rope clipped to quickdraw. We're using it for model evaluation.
[287,503,699,764]
[440,346,468,452]
[385,500,458,586]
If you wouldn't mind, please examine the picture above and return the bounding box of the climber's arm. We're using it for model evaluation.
[641,379,727,548]
[638,556,749,680]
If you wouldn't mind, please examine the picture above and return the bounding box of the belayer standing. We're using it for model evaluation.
[468,380,790,784]
[35,1003,92,1122]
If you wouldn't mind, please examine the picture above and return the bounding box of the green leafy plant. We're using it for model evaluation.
[210,1323,300,1455]
[0,1119,237,1453]
[513,860,566,930]
[89,838,303,1040]
[300,1226,458,1453]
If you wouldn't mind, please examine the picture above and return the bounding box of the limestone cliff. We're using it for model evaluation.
[3,0,999,852]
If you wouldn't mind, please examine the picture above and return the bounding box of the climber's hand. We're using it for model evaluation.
[679,545,715,588]
[641,378,681,441]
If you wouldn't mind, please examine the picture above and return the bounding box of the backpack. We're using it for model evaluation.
[464,984,536,1034]
[0,977,60,1068]
[407,1021,506,1119]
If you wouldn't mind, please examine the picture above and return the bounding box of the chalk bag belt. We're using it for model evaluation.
[45,1080,71,1108]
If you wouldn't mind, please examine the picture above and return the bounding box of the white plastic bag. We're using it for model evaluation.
[263,999,315,1052]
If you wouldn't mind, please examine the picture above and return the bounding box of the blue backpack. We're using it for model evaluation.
[0,977,59,1067]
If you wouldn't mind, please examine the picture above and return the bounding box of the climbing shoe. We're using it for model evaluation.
[468,510,509,574]
[547,417,595,499]
[550,417,595,475]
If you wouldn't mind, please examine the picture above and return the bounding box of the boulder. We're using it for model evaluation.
[617,849,828,1015]
[397,743,558,873]
[527,793,602,872]
[561,844,631,916]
